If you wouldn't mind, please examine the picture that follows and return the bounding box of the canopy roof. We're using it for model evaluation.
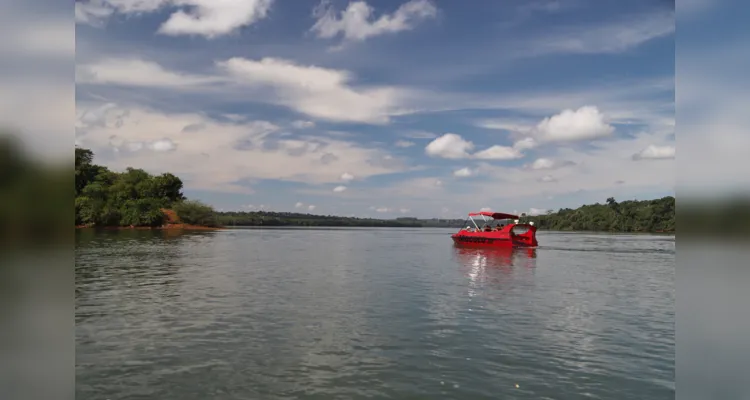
[468,211,520,220]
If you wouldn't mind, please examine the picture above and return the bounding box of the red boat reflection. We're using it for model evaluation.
[453,245,537,269]
[453,245,538,292]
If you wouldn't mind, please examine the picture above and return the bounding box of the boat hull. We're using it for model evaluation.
[450,224,538,248]
[451,235,535,248]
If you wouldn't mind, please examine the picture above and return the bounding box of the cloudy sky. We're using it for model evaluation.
[74,0,675,218]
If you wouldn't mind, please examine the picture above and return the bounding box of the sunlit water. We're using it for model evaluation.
[75,228,674,399]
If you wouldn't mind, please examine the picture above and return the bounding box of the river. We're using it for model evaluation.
[75,228,674,399]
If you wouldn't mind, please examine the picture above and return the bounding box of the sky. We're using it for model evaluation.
[72,0,676,218]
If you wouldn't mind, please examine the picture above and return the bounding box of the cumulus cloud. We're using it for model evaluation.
[308,205,316,211]
[75,0,274,38]
[425,133,525,160]
[109,137,177,153]
[632,144,675,160]
[473,145,523,160]
[333,185,347,192]
[513,137,538,150]
[453,167,474,177]
[479,207,492,212]
[528,157,575,170]
[399,208,411,213]
[395,140,415,147]
[425,133,474,159]
[340,172,354,181]
[534,106,614,142]
[295,202,304,208]
[310,0,437,43]
[217,57,401,123]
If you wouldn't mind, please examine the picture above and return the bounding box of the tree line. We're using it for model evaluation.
[526,196,675,233]
[215,211,424,227]
[75,147,218,227]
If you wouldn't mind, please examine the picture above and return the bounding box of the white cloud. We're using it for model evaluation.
[217,57,402,123]
[473,145,523,160]
[295,202,304,208]
[395,140,415,148]
[375,207,391,213]
[528,158,575,170]
[425,133,524,160]
[75,0,274,38]
[78,56,411,124]
[310,0,437,43]
[307,205,316,211]
[147,138,175,152]
[340,172,354,181]
[453,167,474,177]
[291,120,315,129]
[158,0,274,38]
[513,137,538,151]
[75,1,115,27]
[76,58,221,87]
[75,104,406,193]
[425,133,474,159]
[333,185,347,192]
[479,207,492,212]
[399,208,411,213]
[632,145,675,160]
[534,106,614,142]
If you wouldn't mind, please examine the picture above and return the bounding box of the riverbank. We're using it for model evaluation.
[74,208,223,231]
[75,224,224,231]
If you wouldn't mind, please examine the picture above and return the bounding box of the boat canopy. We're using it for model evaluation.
[468,211,519,220]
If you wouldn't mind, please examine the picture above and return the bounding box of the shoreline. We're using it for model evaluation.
[75,224,224,231]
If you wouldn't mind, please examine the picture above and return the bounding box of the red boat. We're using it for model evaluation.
[451,211,538,248]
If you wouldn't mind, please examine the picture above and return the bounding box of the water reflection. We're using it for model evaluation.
[452,245,537,296]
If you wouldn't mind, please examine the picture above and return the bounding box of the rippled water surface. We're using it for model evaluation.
[76,228,674,399]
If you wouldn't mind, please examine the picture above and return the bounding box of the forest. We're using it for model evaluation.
[75,147,218,227]
[525,196,675,233]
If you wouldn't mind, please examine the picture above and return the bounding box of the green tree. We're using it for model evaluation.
[173,200,218,227]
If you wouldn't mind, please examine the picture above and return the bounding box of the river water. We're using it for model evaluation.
[75,228,674,399]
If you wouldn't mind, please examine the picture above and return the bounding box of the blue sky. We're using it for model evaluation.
[74,0,676,218]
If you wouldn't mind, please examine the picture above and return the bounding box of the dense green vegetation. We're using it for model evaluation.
[526,196,675,233]
[75,147,215,227]
[172,200,220,227]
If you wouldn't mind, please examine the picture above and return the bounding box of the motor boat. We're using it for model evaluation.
[451,211,538,248]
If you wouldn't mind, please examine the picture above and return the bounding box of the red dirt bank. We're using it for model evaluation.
[75,208,223,230]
